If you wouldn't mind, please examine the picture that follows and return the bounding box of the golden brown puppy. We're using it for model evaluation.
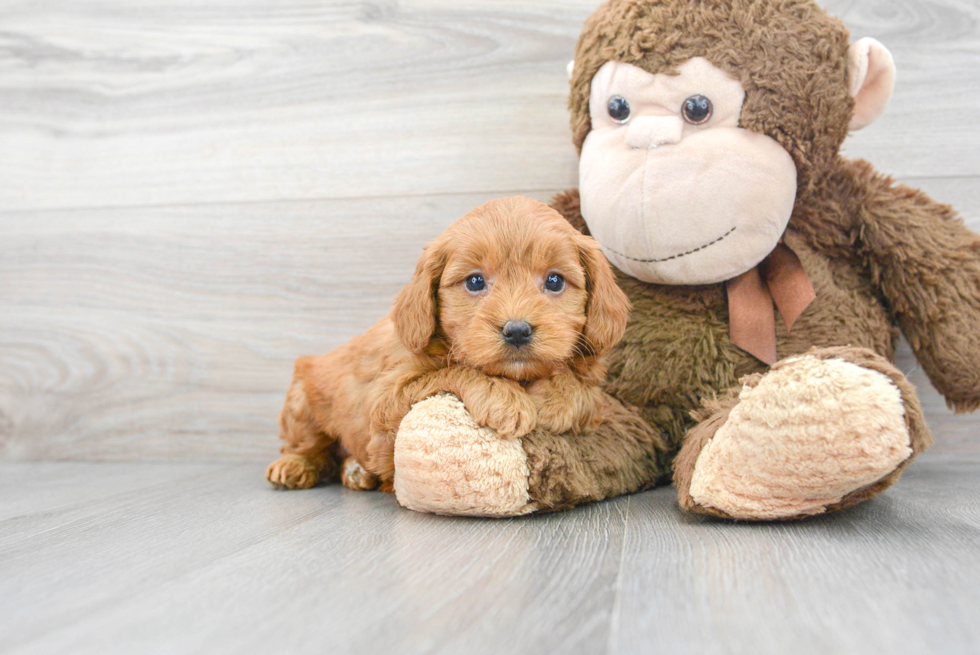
[266,196,630,492]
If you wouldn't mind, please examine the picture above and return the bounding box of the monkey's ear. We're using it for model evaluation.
[577,234,631,356]
[392,242,446,353]
[847,37,896,131]
[566,60,575,81]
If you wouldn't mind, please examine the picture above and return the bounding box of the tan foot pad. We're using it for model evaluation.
[393,394,536,517]
[690,355,913,520]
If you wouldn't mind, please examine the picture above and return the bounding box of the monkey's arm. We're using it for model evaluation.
[854,162,980,411]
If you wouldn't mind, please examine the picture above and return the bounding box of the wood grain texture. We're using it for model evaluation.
[1,0,980,462]
[0,191,557,461]
[614,452,980,655]
[0,462,626,655]
[0,0,589,210]
[0,456,977,654]
[832,0,980,177]
[0,0,978,211]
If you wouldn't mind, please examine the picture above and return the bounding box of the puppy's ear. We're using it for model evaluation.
[392,239,447,353]
[577,234,631,356]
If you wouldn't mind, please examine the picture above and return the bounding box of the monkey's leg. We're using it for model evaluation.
[673,346,932,520]
[392,393,667,517]
[266,377,337,490]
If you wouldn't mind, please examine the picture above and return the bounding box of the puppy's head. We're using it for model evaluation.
[392,196,630,380]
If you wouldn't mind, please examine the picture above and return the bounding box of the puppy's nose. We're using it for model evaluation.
[501,320,533,347]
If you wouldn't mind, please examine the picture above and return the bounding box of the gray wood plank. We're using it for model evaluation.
[614,450,980,655]
[0,0,591,211]
[0,461,218,522]
[1,457,978,655]
[0,463,351,653]
[0,462,625,655]
[0,191,561,461]
[830,0,980,178]
[1,0,978,212]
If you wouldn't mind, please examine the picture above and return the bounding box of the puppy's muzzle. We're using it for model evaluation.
[501,320,533,348]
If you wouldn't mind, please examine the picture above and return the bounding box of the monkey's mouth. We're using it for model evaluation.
[597,226,736,264]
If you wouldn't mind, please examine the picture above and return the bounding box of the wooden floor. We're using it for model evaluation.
[1,455,979,655]
[2,1,980,653]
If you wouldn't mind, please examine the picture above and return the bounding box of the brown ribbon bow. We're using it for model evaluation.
[726,243,816,365]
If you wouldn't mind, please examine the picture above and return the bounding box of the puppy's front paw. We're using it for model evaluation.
[492,401,537,439]
[526,370,603,435]
[266,454,321,490]
[528,379,576,434]
[533,405,582,435]
[470,379,537,439]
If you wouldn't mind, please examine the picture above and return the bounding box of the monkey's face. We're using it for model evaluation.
[579,58,798,285]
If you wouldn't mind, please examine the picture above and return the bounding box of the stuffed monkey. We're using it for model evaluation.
[392,0,980,520]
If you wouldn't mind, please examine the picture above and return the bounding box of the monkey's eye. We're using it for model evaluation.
[682,95,713,125]
[464,274,486,293]
[544,273,565,293]
[607,96,631,123]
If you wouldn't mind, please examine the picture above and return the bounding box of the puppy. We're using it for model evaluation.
[266,196,630,492]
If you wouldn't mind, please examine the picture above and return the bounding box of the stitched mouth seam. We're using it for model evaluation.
[600,226,737,263]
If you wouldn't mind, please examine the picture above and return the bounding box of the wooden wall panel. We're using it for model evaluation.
[0,192,558,460]
[1,0,978,211]
[1,0,978,461]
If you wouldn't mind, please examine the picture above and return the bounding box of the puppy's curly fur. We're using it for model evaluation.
[266,197,630,492]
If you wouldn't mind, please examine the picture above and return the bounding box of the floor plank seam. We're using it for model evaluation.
[2,173,974,218]
[606,495,630,655]
[0,188,576,218]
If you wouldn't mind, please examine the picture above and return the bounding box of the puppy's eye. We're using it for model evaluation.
[607,95,630,123]
[464,274,486,293]
[682,94,712,125]
[544,273,565,293]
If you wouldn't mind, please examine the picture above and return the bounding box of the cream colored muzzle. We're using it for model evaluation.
[625,116,684,149]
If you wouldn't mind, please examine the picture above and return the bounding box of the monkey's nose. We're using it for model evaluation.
[625,116,684,149]
[501,320,533,347]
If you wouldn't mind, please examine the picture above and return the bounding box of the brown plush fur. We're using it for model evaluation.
[569,0,854,194]
[506,0,979,514]
[522,392,669,512]
[555,188,906,452]
[266,197,630,491]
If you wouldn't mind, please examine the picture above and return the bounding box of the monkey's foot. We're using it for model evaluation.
[393,392,666,517]
[674,347,931,520]
[266,453,322,490]
[393,394,537,517]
